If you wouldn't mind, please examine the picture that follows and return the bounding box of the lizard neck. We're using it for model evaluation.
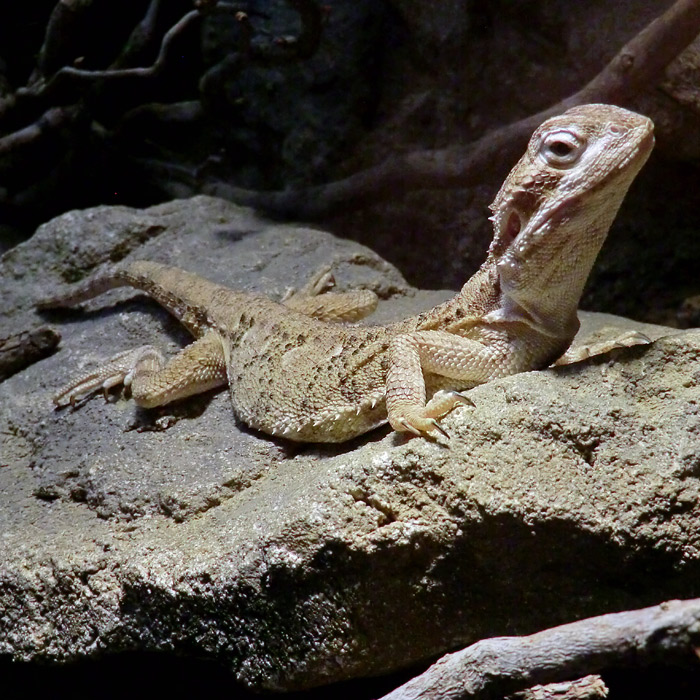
[495,181,630,340]
[393,264,502,333]
[460,256,580,342]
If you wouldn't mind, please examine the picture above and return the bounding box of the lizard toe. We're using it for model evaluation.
[396,412,450,440]
[398,418,423,437]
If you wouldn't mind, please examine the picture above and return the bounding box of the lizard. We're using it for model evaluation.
[42,103,655,443]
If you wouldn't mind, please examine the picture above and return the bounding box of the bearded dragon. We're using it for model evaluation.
[43,104,654,442]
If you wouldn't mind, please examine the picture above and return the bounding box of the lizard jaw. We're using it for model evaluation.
[495,115,654,286]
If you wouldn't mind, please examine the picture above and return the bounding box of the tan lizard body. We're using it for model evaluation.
[43,104,654,442]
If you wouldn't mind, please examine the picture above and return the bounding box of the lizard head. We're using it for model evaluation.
[487,103,654,327]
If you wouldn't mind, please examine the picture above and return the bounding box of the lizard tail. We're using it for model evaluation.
[37,260,238,336]
[36,261,184,310]
[37,270,131,309]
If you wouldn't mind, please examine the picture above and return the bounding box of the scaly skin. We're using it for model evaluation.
[43,104,654,442]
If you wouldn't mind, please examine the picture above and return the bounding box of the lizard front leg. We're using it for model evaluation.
[386,330,510,437]
[54,329,227,408]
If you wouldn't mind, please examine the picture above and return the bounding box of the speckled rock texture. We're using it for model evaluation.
[1,196,699,691]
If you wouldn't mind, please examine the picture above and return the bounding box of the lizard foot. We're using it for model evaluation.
[53,345,163,407]
[282,261,378,322]
[396,412,450,439]
[303,264,336,296]
[556,330,652,365]
[391,390,474,439]
[281,263,335,302]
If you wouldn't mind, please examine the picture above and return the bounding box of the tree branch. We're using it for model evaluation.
[508,675,608,700]
[0,1,323,223]
[204,0,700,219]
[379,599,700,700]
[568,0,700,106]
[111,0,164,69]
[33,0,96,80]
[37,9,201,90]
[0,106,75,158]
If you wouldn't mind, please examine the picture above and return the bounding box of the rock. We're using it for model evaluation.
[1,196,699,691]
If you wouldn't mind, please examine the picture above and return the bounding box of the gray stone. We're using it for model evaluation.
[1,196,699,691]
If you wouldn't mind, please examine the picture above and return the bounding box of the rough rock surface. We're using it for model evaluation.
[1,196,699,691]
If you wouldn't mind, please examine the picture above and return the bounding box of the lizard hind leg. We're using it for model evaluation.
[282,263,379,323]
[53,329,228,408]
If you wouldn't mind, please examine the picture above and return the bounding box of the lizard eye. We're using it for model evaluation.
[540,130,585,167]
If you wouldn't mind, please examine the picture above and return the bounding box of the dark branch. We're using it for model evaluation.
[0,8,203,125]
[379,599,700,700]
[120,100,203,131]
[0,1,324,223]
[111,0,165,69]
[0,107,75,158]
[0,0,322,143]
[33,0,95,81]
[568,0,700,106]
[206,0,700,219]
[38,9,201,90]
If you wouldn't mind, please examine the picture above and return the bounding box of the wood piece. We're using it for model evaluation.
[379,599,700,700]
[0,326,60,380]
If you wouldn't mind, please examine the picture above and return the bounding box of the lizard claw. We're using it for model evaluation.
[398,417,449,440]
[392,390,469,439]
[448,390,475,407]
[428,418,450,440]
[399,418,423,437]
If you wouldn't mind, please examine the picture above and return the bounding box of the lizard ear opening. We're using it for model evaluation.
[503,210,522,246]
